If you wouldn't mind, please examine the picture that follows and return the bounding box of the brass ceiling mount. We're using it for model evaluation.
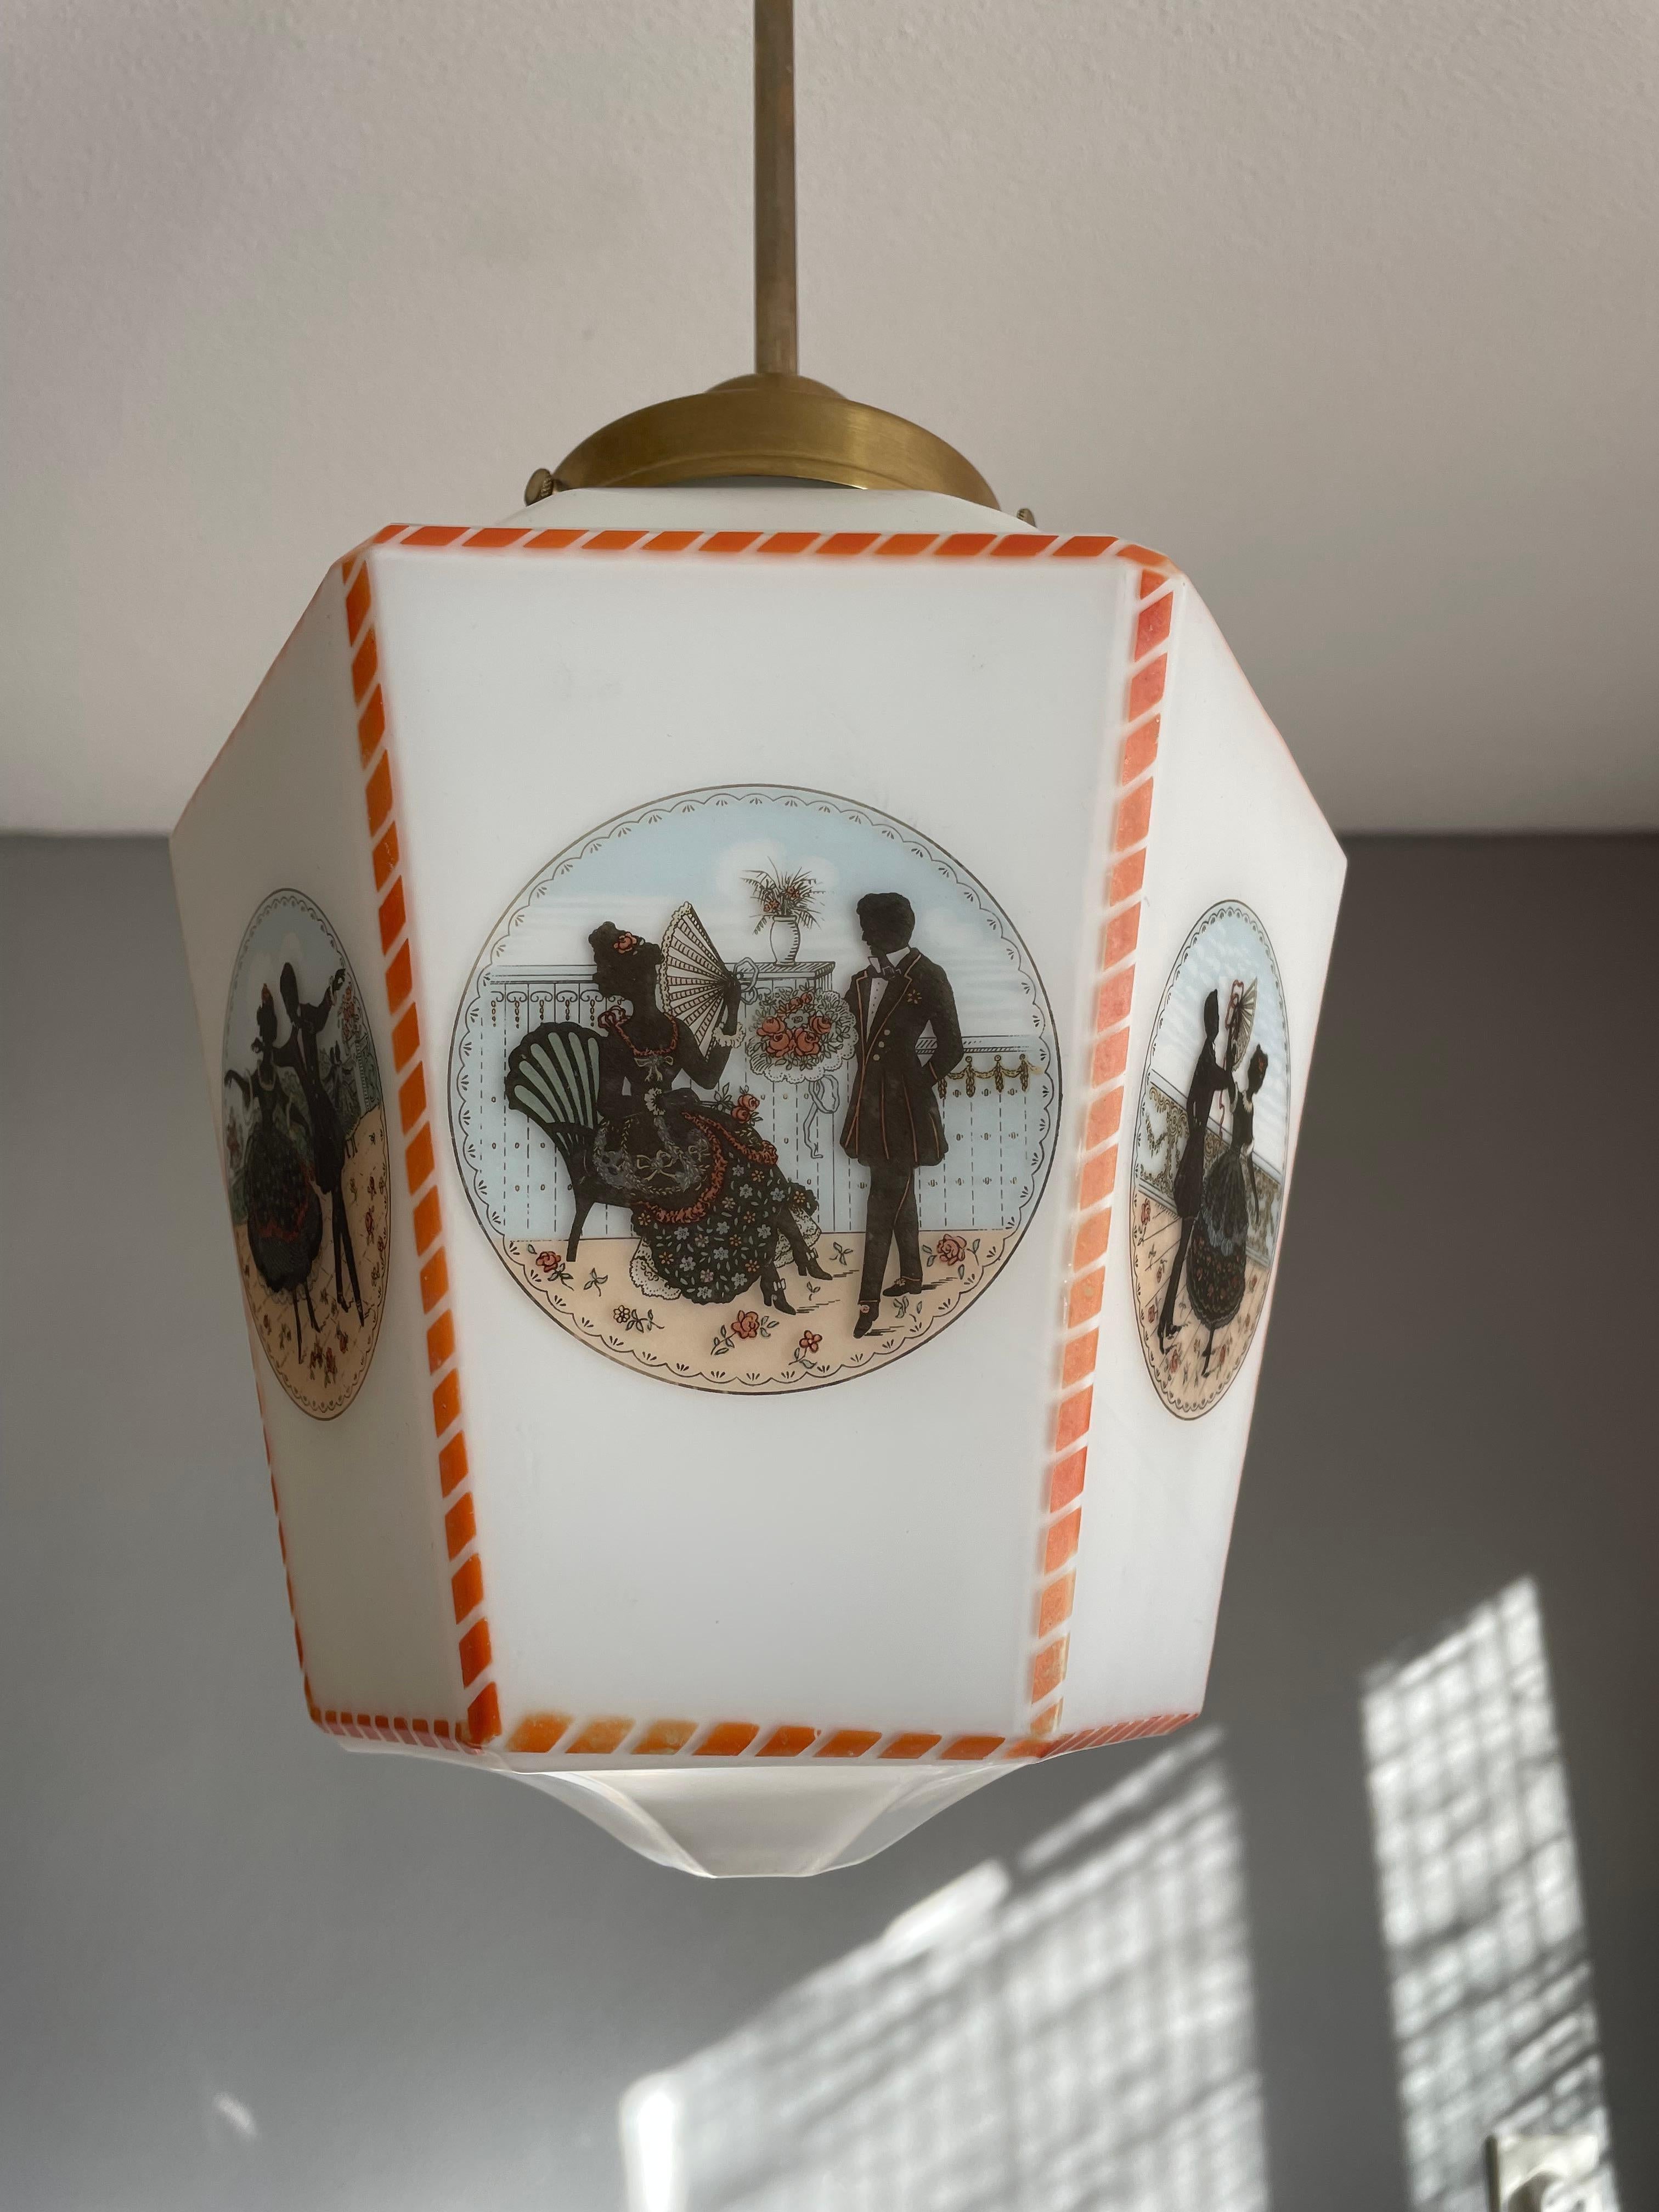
[554,373,998,508]
[548,0,999,514]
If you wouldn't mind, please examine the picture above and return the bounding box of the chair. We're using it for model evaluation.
[504,1022,623,1260]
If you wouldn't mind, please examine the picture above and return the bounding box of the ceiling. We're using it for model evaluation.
[4,0,1655,835]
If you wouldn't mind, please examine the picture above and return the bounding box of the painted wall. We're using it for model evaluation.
[1,836,1653,2210]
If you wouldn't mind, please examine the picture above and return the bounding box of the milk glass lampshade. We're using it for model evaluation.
[170,6,1344,1877]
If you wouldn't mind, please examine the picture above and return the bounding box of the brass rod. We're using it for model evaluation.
[753,0,798,377]
[550,0,999,507]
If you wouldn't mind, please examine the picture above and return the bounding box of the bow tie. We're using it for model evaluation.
[870,958,900,980]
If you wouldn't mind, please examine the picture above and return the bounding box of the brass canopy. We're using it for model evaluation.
[552,373,1000,512]
[546,6,1000,514]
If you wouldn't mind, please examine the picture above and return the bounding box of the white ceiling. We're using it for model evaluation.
[4,0,1656,834]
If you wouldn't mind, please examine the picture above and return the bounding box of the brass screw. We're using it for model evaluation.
[523,467,565,506]
[1017,507,1037,527]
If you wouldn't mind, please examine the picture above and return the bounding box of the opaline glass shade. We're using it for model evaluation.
[172,484,1344,1874]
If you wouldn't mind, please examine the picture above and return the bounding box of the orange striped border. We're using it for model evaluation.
[353,521,1166,565]
[341,550,501,1749]
[303,1708,1193,1760]
[1024,563,1177,1740]
[309,523,1190,1768]
[246,1278,481,1752]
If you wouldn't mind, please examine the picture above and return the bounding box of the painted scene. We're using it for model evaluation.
[1130,900,1290,1419]
[450,786,1058,1392]
[221,890,389,1418]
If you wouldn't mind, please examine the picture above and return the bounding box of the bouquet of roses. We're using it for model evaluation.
[747,985,854,1077]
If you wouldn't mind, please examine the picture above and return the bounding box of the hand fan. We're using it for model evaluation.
[660,902,733,1053]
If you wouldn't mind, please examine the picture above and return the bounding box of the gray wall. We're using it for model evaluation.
[1,836,1654,2211]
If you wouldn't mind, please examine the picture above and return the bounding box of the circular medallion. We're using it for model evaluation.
[1130,900,1290,1418]
[221,890,390,1418]
[450,785,1058,1393]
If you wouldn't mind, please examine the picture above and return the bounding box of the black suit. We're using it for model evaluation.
[1158,1036,1229,1344]
[840,949,964,1306]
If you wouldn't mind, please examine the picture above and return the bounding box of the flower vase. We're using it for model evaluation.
[769,916,802,964]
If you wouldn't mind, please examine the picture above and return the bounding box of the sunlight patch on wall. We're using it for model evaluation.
[1363,1578,1618,2212]
[620,1729,1267,2212]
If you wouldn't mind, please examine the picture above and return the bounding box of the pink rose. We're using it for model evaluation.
[934,1232,967,1267]
[732,1310,761,1341]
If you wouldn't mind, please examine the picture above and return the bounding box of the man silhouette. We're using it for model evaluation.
[1158,986,1232,1348]
[275,960,365,1325]
[840,892,964,1338]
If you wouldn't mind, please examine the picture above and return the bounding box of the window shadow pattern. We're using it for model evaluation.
[1363,1579,1618,2212]
[621,1731,1267,2212]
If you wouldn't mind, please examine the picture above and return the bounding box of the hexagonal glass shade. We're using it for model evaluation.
[172,487,1344,1875]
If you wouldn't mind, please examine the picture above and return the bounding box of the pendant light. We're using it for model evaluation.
[171,1,1344,1876]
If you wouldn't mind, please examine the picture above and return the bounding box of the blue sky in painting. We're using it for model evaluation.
[1143,904,1289,1173]
[494,788,1048,1040]
[223,893,347,1077]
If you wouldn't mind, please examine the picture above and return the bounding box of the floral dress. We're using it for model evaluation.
[594,1009,799,1304]
[240,1057,323,1296]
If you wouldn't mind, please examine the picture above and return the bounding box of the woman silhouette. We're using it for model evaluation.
[224,987,324,1352]
[274,960,364,1324]
[1187,1042,1268,1374]
[590,923,828,1311]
